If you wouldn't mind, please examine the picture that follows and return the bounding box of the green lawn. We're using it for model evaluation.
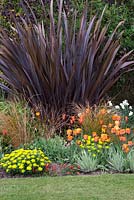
[0,174,134,200]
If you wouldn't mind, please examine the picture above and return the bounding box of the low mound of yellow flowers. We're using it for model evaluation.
[0,149,51,174]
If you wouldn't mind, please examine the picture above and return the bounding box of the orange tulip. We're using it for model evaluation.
[112,115,121,121]
[115,130,120,136]
[125,128,131,134]
[75,128,82,135]
[128,141,133,146]
[66,129,72,136]
[119,129,126,135]
[117,116,121,121]
[100,134,108,142]
[122,144,128,150]
[111,128,116,134]
[94,136,99,142]
[83,134,88,140]
[124,147,130,153]
[112,115,117,121]
[119,136,126,142]
[73,129,77,136]
[122,144,130,153]
[92,132,97,137]
[67,135,73,141]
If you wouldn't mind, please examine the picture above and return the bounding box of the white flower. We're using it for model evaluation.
[129,106,132,110]
[78,113,82,117]
[129,111,133,116]
[108,101,112,107]
[120,103,125,109]
[115,105,120,109]
[122,100,129,106]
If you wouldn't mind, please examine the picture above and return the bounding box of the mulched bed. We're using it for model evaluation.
[0,166,106,179]
[1,166,130,179]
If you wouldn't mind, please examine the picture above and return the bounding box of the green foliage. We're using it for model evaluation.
[0,148,51,175]
[0,130,14,156]
[27,136,79,164]
[1,0,133,50]
[70,0,134,50]
[76,150,100,172]
[106,145,128,172]
[1,175,134,200]
[127,150,134,172]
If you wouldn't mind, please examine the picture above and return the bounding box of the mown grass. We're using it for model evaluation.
[0,174,134,200]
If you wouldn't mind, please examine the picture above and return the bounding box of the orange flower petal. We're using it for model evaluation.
[67,136,73,141]
[119,129,126,135]
[92,132,97,137]
[126,128,131,134]
[66,129,72,135]
[83,134,88,140]
[128,141,133,146]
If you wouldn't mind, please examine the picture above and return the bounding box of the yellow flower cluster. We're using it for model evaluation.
[77,134,110,157]
[0,149,51,174]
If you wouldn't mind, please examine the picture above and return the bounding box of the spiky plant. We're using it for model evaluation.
[106,145,128,172]
[76,150,99,172]
[127,150,134,172]
[0,0,134,119]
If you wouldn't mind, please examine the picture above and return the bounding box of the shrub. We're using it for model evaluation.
[0,148,51,175]
[0,1,134,119]
[27,136,79,164]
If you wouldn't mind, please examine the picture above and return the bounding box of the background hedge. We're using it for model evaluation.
[0,0,134,104]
